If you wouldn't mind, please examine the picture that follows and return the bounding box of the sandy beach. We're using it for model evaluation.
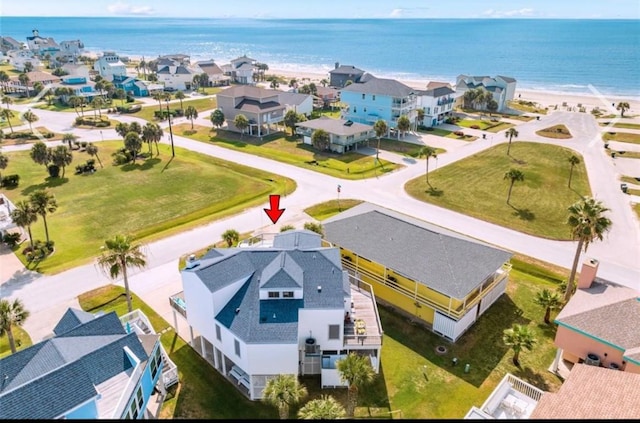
[268,67,640,116]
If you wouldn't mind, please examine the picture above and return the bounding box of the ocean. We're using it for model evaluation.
[2,17,639,97]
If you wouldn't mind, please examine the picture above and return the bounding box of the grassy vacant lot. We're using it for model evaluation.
[405,142,591,240]
[620,175,640,185]
[4,141,294,274]
[376,138,446,158]
[1,126,64,146]
[457,118,515,133]
[133,97,218,121]
[0,109,24,130]
[448,132,478,142]
[610,149,640,159]
[599,121,640,130]
[536,124,572,139]
[602,131,640,145]
[176,124,401,180]
[0,325,32,359]
[304,199,364,221]
[77,253,565,419]
[507,100,548,115]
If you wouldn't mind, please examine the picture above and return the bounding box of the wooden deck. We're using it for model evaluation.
[344,285,383,347]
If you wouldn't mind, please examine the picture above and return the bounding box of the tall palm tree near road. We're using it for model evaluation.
[86,142,103,168]
[564,197,612,302]
[142,122,163,156]
[336,352,376,417]
[373,119,388,162]
[10,200,38,250]
[29,189,58,244]
[22,110,38,133]
[616,101,630,117]
[175,91,186,111]
[503,324,537,367]
[0,298,30,354]
[91,97,104,119]
[0,108,15,133]
[185,105,198,130]
[18,73,30,97]
[419,145,438,186]
[567,155,580,188]
[97,234,148,313]
[62,132,78,149]
[396,115,410,139]
[262,374,308,419]
[2,95,13,110]
[152,91,164,113]
[505,127,519,155]
[297,395,346,420]
[534,288,562,324]
[504,168,525,204]
[210,109,225,130]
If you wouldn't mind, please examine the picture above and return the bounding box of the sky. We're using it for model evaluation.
[2,0,639,19]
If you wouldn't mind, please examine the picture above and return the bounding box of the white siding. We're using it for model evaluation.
[245,344,298,375]
[298,309,344,352]
[479,276,507,316]
[212,277,250,312]
[434,307,478,341]
[321,368,349,388]
[453,307,478,341]
[182,271,216,342]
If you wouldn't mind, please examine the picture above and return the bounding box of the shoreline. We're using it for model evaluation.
[114,52,640,114]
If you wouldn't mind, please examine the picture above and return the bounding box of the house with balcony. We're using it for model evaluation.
[314,85,340,108]
[59,39,84,57]
[279,91,314,117]
[549,258,640,375]
[195,59,231,86]
[329,62,365,88]
[156,57,199,91]
[0,308,177,419]
[112,74,162,97]
[216,85,287,137]
[295,116,373,153]
[7,49,42,72]
[223,55,257,84]
[416,85,459,127]
[323,203,513,342]
[178,230,383,399]
[8,70,60,95]
[455,75,516,112]
[466,364,640,419]
[93,51,128,81]
[339,73,418,135]
[25,29,60,57]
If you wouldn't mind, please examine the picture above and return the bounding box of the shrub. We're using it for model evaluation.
[2,232,22,248]
[75,159,96,174]
[5,131,54,140]
[23,239,54,262]
[454,131,464,137]
[470,124,480,129]
[303,222,324,236]
[1,174,20,187]
[111,148,133,165]
[280,224,296,232]
[47,164,61,178]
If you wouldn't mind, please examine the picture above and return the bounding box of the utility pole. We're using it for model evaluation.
[165,100,175,157]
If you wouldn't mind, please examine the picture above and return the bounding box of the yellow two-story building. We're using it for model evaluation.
[323,203,513,342]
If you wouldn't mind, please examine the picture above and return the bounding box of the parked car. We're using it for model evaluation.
[164,87,176,92]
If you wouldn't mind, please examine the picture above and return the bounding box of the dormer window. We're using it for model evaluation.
[268,291,280,298]
[283,291,294,298]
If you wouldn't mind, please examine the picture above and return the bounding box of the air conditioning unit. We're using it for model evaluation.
[584,353,600,366]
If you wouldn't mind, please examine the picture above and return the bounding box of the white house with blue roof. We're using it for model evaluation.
[180,230,383,399]
[0,308,176,419]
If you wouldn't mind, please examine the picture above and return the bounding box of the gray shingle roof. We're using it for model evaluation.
[279,91,312,107]
[0,311,150,419]
[193,242,345,343]
[323,204,512,299]
[296,116,373,137]
[330,65,365,75]
[497,75,516,83]
[340,74,414,97]
[53,308,95,335]
[237,99,283,113]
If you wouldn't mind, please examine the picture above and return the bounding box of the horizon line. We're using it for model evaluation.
[2,15,639,20]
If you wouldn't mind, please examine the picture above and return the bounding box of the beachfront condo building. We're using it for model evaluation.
[339,73,419,134]
[455,75,517,112]
[177,230,383,400]
[323,203,513,342]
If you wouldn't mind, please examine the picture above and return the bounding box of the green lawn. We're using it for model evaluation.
[599,122,640,130]
[620,175,640,185]
[611,150,640,159]
[1,126,64,146]
[0,109,25,130]
[633,203,640,222]
[0,325,33,358]
[420,127,452,137]
[602,131,640,145]
[457,118,514,133]
[536,125,572,139]
[76,252,566,419]
[176,124,402,180]
[304,199,364,221]
[132,97,218,121]
[507,100,548,115]
[446,132,478,142]
[376,138,446,158]
[3,141,294,274]
[404,142,592,240]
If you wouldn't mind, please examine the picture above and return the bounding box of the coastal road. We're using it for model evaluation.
[2,104,639,342]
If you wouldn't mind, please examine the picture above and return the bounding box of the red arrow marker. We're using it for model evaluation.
[264,195,285,224]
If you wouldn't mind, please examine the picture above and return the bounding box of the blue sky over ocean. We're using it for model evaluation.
[3,0,640,19]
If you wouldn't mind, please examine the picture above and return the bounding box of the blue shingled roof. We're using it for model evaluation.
[0,311,151,419]
[53,308,95,335]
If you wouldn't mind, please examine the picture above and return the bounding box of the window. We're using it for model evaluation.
[353,107,357,113]
[268,291,280,298]
[363,108,367,113]
[434,107,439,114]
[328,324,340,340]
[215,324,221,341]
[234,339,241,357]
[129,401,138,420]
[283,291,294,298]
[372,95,376,101]
[361,93,365,100]
[136,386,144,408]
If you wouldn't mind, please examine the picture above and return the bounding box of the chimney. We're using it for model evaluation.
[335,62,339,69]
[185,254,200,269]
[577,258,599,289]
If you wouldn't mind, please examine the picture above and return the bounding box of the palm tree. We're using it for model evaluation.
[616,101,630,117]
[373,119,388,162]
[91,97,104,119]
[297,395,346,420]
[505,127,519,155]
[185,105,198,130]
[319,78,328,88]
[504,168,525,204]
[0,298,30,354]
[0,151,8,181]
[311,128,330,151]
[210,109,225,130]
[234,114,249,138]
[222,229,240,247]
[68,95,83,116]
[18,73,30,97]
[86,142,103,168]
[62,132,78,149]
[568,155,580,188]
[262,374,308,419]
[417,108,425,126]
[29,189,58,244]
[115,122,131,139]
[270,78,280,89]
[2,94,13,110]
[0,71,9,93]
[22,110,39,133]
[284,109,299,136]
[396,115,411,139]
[97,234,147,313]
[336,352,376,417]
[152,91,164,113]
[503,324,537,366]
[124,132,142,163]
[142,122,163,156]
[50,145,73,177]
[128,121,142,135]
[534,289,563,324]
[10,200,38,250]
[419,145,438,186]
[175,91,186,111]
[30,141,50,170]
[565,197,612,302]
[0,108,15,133]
